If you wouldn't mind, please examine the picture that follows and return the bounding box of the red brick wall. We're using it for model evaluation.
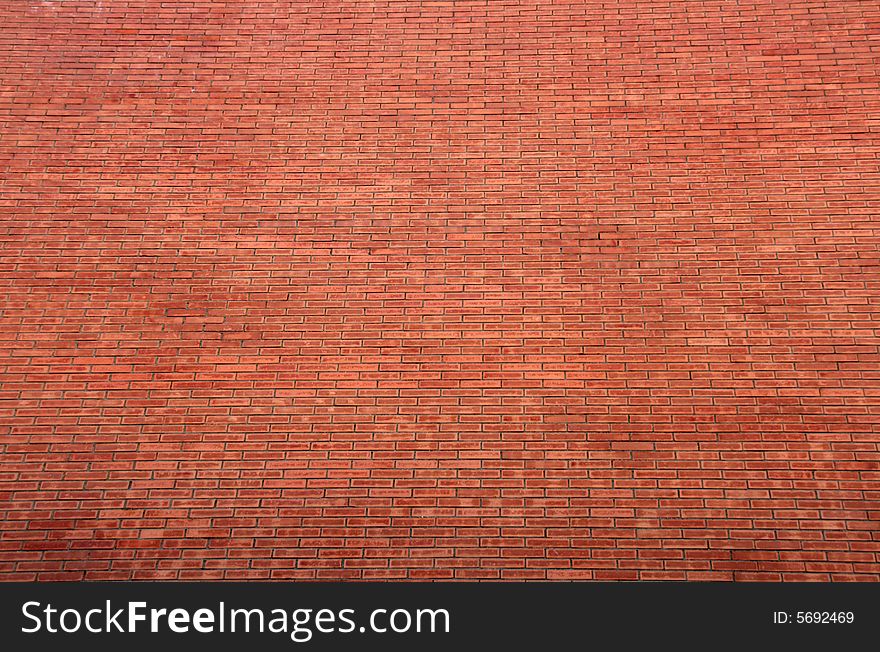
[1,1,879,580]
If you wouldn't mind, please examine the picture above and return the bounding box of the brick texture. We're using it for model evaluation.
[1,0,879,581]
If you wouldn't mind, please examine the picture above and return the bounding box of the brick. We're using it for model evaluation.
[0,0,878,581]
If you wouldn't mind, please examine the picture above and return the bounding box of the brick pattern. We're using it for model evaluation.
[1,1,879,580]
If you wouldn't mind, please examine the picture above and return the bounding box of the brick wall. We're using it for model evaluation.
[1,1,878,580]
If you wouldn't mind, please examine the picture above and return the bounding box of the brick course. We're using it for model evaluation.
[1,0,879,580]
